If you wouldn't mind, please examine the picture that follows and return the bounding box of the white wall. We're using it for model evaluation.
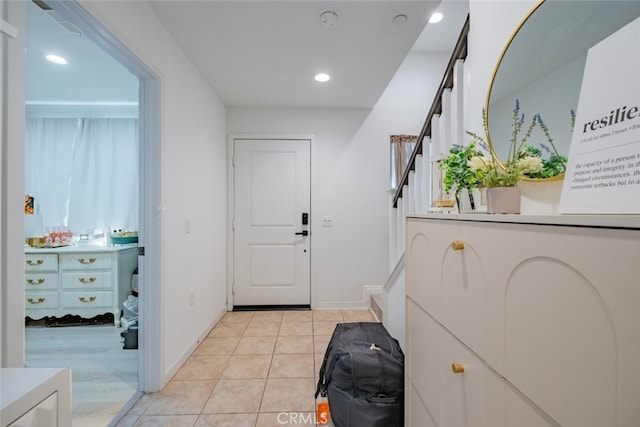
[227,52,448,308]
[67,1,229,387]
[1,0,26,367]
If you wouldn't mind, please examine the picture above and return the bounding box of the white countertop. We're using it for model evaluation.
[1,367,71,426]
[25,243,138,254]
[408,213,640,229]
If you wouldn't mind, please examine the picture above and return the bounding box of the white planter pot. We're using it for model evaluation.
[486,186,521,214]
[518,178,564,214]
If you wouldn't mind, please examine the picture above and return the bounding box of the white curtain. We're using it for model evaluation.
[25,118,138,236]
[390,134,417,189]
[25,118,79,229]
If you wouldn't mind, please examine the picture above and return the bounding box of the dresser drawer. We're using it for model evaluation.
[61,291,113,309]
[60,253,112,271]
[25,254,58,272]
[61,271,112,291]
[25,292,59,310]
[25,273,59,291]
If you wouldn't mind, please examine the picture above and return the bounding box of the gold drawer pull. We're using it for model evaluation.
[78,258,96,265]
[27,278,46,285]
[27,297,46,305]
[451,363,465,374]
[26,259,44,266]
[78,277,97,284]
[79,296,97,303]
[451,241,465,251]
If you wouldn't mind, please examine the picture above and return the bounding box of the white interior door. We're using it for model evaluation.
[233,138,311,306]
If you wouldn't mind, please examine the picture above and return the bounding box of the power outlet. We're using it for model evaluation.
[322,216,334,227]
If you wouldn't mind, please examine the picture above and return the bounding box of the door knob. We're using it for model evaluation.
[295,230,308,236]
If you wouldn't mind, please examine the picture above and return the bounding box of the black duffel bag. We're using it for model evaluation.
[315,322,404,427]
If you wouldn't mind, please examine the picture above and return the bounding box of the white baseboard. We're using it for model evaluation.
[160,307,226,387]
[362,284,384,306]
[314,283,385,311]
[314,300,369,310]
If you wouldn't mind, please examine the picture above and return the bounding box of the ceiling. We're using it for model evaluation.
[26,0,469,110]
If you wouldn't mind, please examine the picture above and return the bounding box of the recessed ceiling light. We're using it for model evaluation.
[429,12,443,24]
[315,73,330,83]
[44,54,68,65]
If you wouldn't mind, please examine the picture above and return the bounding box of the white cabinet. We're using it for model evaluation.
[405,215,640,427]
[8,392,57,427]
[1,368,71,427]
[24,246,138,326]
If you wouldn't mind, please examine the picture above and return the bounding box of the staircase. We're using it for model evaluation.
[382,16,469,350]
[370,293,383,322]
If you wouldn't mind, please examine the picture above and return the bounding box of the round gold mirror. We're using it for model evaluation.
[485,0,640,182]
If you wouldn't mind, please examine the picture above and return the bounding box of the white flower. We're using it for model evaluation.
[517,156,543,174]
[467,156,490,172]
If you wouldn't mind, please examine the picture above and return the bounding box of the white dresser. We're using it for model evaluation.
[24,245,138,326]
[405,214,640,427]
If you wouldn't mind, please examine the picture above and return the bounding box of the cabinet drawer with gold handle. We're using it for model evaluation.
[451,363,465,374]
[61,271,111,290]
[61,291,112,309]
[24,292,59,310]
[451,241,465,251]
[25,273,59,290]
[60,253,111,270]
[24,254,58,272]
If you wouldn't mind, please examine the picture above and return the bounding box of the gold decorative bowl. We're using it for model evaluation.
[435,199,456,208]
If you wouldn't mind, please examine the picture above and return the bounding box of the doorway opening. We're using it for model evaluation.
[22,0,162,423]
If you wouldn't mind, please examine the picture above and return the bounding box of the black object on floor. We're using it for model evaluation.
[315,322,404,427]
[121,326,138,349]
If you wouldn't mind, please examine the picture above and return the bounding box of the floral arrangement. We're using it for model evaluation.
[438,141,487,198]
[465,99,568,187]
[518,113,569,179]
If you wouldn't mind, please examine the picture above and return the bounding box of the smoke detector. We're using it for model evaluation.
[392,14,408,26]
[320,11,339,28]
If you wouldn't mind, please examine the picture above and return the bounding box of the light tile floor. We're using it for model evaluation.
[115,309,378,427]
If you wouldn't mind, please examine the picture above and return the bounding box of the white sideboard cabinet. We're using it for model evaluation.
[24,245,138,326]
[405,214,640,427]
